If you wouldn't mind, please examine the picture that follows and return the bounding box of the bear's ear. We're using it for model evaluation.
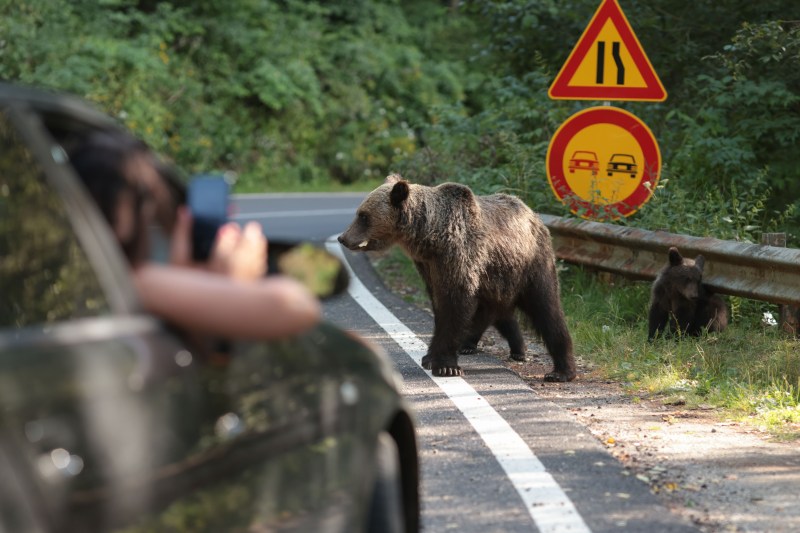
[668,247,683,267]
[390,180,410,208]
[694,255,706,272]
[385,173,404,185]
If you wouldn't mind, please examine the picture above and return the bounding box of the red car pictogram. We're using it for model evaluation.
[568,150,600,176]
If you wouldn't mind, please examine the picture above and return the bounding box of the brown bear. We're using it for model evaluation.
[338,174,576,381]
[647,247,729,340]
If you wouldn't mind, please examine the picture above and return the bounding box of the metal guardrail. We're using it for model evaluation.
[539,214,800,306]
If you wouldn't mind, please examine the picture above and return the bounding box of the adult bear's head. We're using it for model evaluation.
[338,173,410,252]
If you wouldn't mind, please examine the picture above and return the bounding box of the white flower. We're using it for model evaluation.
[602,325,611,333]
[762,312,778,327]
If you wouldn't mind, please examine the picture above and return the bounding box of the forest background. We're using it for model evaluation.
[3,0,800,242]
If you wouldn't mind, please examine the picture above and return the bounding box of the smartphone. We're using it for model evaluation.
[187,174,230,262]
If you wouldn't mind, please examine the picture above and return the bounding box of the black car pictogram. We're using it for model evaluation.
[606,153,638,178]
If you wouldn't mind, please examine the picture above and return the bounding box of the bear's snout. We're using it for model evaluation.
[337,233,354,249]
[338,233,355,249]
[338,231,373,251]
[680,283,700,301]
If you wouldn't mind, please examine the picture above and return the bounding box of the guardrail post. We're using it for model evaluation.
[761,233,800,336]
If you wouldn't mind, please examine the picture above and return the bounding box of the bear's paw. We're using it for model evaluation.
[544,369,577,382]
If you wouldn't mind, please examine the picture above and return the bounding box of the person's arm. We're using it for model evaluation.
[136,206,320,340]
[133,264,321,340]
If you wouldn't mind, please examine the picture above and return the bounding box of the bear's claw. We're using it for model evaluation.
[423,354,463,376]
[432,365,464,377]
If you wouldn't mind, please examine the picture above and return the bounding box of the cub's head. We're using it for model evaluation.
[662,246,705,301]
[338,174,410,252]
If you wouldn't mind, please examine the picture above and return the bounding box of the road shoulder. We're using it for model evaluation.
[470,328,800,533]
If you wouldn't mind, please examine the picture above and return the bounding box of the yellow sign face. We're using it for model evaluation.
[562,122,643,204]
[548,0,667,101]
[568,20,648,89]
[546,107,661,219]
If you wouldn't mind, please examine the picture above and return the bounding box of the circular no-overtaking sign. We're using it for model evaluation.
[546,106,661,219]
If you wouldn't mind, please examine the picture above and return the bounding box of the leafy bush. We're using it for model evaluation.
[395,4,800,242]
[0,0,469,191]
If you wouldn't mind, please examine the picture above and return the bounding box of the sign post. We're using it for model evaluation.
[546,0,666,220]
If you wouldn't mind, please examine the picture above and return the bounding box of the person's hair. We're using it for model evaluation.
[69,128,185,265]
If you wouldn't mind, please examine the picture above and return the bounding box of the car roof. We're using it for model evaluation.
[0,82,118,129]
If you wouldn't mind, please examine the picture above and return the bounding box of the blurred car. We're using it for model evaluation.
[606,153,638,178]
[567,150,599,176]
[0,83,419,533]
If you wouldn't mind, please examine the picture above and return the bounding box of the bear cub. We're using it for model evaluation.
[338,174,576,381]
[648,247,728,340]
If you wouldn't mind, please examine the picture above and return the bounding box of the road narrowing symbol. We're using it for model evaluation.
[548,0,667,102]
[546,106,661,219]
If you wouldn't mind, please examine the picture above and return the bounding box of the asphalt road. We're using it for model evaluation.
[231,191,367,241]
[232,192,699,533]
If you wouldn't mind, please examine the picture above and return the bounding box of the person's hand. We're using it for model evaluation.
[208,220,267,281]
[168,207,267,281]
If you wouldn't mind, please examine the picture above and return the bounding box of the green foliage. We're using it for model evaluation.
[394,69,574,212]
[663,21,800,216]
[616,170,796,243]
[396,2,800,241]
[0,0,469,191]
[3,0,800,239]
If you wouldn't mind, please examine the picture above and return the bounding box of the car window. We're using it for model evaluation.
[0,112,110,328]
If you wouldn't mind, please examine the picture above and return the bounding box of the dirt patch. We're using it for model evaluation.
[477,328,800,533]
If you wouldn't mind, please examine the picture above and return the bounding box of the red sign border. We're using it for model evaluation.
[546,106,661,219]
[548,0,667,102]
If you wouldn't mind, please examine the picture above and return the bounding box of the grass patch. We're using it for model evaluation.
[559,263,800,439]
[371,247,800,440]
[369,247,430,309]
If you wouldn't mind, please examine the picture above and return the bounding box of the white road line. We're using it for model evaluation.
[232,192,366,199]
[325,236,592,533]
[232,208,355,219]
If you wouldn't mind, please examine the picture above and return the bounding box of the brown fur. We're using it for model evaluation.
[339,174,576,381]
[648,247,729,340]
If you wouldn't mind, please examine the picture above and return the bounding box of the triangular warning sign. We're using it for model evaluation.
[549,0,667,102]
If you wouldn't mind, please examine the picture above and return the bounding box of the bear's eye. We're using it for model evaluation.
[358,212,369,225]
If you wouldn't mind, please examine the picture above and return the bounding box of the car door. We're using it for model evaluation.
[0,104,213,532]
[0,98,371,532]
